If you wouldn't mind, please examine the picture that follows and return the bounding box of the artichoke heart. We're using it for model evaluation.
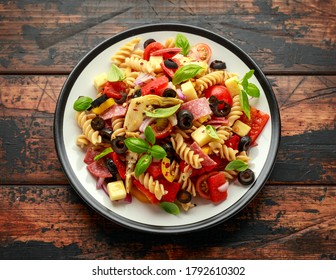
[123,95,183,132]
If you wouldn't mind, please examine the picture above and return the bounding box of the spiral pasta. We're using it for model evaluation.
[227,94,243,126]
[136,172,167,200]
[194,70,225,94]
[208,142,238,161]
[171,133,203,169]
[111,37,141,67]
[75,111,102,145]
[124,56,154,73]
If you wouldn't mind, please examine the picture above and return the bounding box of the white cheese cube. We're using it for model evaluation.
[181,80,198,101]
[232,120,251,137]
[107,180,127,201]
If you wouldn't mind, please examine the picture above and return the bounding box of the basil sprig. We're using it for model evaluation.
[175,33,190,56]
[145,104,181,118]
[73,96,93,111]
[172,64,203,85]
[225,160,249,172]
[239,69,260,119]
[124,127,167,177]
[108,64,125,82]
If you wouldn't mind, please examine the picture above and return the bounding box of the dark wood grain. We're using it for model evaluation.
[0,0,335,74]
[0,185,335,260]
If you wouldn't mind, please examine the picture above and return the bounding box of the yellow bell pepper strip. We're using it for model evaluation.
[161,157,175,183]
[92,98,115,115]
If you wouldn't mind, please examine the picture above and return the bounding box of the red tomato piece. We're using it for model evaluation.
[160,179,181,202]
[143,42,164,61]
[207,172,228,203]
[189,43,212,63]
[103,81,127,99]
[225,135,241,150]
[141,75,169,96]
[204,85,233,108]
[150,47,182,59]
[240,107,270,143]
[149,118,173,139]
[146,162,162,180]
[109,152,126,179]
[133,179,159,204]
[195,173,212,200]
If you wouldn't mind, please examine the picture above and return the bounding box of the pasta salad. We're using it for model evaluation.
[72,34,270,215]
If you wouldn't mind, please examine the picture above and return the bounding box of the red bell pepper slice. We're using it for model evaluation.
[150,47,182,59]
[146,161,162,180]
[110,152,126,179]
[143,42,164,61]
[133,179,159,204]
[159,179,181,203]
[141,75,169,96]
[207,172,228,203]
[225,135,241,150]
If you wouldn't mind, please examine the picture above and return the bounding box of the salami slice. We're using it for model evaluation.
[99,104,127,120]
[87,159,112,178]
[84,146,101,165]
[180,97,212,120]
[190,141,217,168]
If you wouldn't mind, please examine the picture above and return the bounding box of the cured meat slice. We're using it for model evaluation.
[99,104,127,120]
[180,97,212,120]
[87,159,112,178]
[83,146,101,165]
[189,141,217,168]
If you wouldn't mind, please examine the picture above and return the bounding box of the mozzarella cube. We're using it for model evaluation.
[107,181,127,201]
[93,72,108,92]
[181,80,198,101]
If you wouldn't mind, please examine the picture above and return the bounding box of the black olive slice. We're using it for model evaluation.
[176,190,192,204]
[162,88,177,98]
[91,116,105,131]
[111,136,127,154]
[99,128,113,144]
[177,109,194,130]
[238,135,252,151]
[143,38,156,49]
[132,89,142,98]
[105,158,118,176]
[238,169,255,185]
[114,92,127,104]
[91,94,108,108]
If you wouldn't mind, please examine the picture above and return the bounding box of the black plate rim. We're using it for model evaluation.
[54,23,281,234]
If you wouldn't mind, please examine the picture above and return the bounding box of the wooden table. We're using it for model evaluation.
[0,0,335,260]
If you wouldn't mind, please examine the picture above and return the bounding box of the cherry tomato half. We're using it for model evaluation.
[189,43,212,63]
[143,42,164,61]
[204,85,233,108]
[149,118,173,139]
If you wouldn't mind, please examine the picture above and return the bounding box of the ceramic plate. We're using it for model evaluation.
[54,23,280,233]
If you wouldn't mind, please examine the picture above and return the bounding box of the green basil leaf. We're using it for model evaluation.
[175,33,190,56]
[124,138,150,154]
[205,125,220,140]
[172,64,203,85]
[144,126,156,145]
[145,104,181,118]
[73,96,93,111]
[94,147,113,161]
[239,90,250,119]
[108,64,125,82]
[243,69,254,80]
[160,202,180,215]
[246,83,260,97]
[134,154,152,177]
[225,160,248,172]
[150,145,167,160]
[241,76,249,91]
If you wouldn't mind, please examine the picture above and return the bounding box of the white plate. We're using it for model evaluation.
[54,23,280,233]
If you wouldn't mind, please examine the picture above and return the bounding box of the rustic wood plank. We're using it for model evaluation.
[0,185,335,260]
[0,0,335,73]
[0,75,335,184]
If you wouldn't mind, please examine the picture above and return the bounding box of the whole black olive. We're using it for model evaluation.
[111,136,127,154]
[238,169,255,185]
[105,158,118,176]
[210,60,227,70]
[132,88,142,98]
[162,88,177,98]
[176,190,192,204]
[177,109,194,130]
[91,94,108,108]
[164,59,178,69]
[99,128,113,143]
[91,116,105,131]
[238,135,252,152]
[143,38,156,49]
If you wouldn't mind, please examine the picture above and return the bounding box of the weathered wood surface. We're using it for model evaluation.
[0,185,335,260]
[0,0,335,74]
[1,75,335,185]
[0,0,335,260]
